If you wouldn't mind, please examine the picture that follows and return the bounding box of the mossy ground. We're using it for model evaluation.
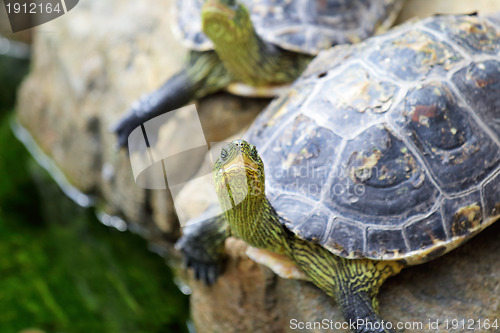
[0,55,189,333]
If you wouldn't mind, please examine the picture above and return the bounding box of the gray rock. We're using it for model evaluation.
[186,223,500,333]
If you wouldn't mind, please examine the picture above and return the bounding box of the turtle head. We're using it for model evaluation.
[213,140,265,212]
[202,0,254,44]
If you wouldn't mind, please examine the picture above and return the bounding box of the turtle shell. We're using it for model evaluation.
[172,0,405,55]
[244,13,500,265]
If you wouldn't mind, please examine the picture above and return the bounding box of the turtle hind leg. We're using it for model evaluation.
[111,50,232,149]
[289,238,403,333]
[333,258,404,333]
[337,283,393,333]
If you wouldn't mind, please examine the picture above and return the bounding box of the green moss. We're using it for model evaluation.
[0,54,30,113]
[0,100,189,332]
[0,112,190,332]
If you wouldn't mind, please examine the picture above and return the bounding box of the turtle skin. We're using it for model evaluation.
[242,13,500,265]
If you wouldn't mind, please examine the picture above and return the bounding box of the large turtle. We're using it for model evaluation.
[176,13,500,333]
[112,0,405,147]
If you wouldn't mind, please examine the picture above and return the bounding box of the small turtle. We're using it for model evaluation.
[177,13,500,333]
[112,0,405,147]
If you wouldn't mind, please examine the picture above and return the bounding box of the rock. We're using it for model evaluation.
[16,0,500,332]
[398,0,500,23]
[16,0,266,242]
[187,223,500,333]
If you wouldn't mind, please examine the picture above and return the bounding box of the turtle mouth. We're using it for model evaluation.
[220,149,260,174]
[222,160,259,174]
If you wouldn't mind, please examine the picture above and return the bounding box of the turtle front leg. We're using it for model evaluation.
[175,211,230,285]
[111,50,232,149]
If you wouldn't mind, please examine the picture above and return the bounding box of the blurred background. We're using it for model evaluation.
[0,3,190,333]
[1,0,500,333]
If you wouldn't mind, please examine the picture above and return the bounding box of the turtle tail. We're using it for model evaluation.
[111,50,232,149]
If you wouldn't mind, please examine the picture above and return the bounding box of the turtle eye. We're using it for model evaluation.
[221,148,228,160]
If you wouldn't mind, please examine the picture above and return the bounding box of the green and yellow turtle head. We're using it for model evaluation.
[214,140,265,211]
[202,0,254,44]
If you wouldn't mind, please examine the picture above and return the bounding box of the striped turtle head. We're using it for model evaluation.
[202,0,254,44]
[214,140,265,212]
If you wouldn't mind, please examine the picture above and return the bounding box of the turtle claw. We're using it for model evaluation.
[191,260,220,286]
[110,107,144,150]
[176,231,226,286]
[181,247,223,286]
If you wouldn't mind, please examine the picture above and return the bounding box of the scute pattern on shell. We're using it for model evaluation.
[173,0,405,54]
[243,14,500,264]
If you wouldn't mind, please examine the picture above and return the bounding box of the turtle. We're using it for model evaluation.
[112,0,405,148]
[176,12,500,333]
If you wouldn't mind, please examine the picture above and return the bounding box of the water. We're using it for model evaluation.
[0,53,189,333]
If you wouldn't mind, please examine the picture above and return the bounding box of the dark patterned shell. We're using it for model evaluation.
[244,14,500,264]
[173,0,405,54]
